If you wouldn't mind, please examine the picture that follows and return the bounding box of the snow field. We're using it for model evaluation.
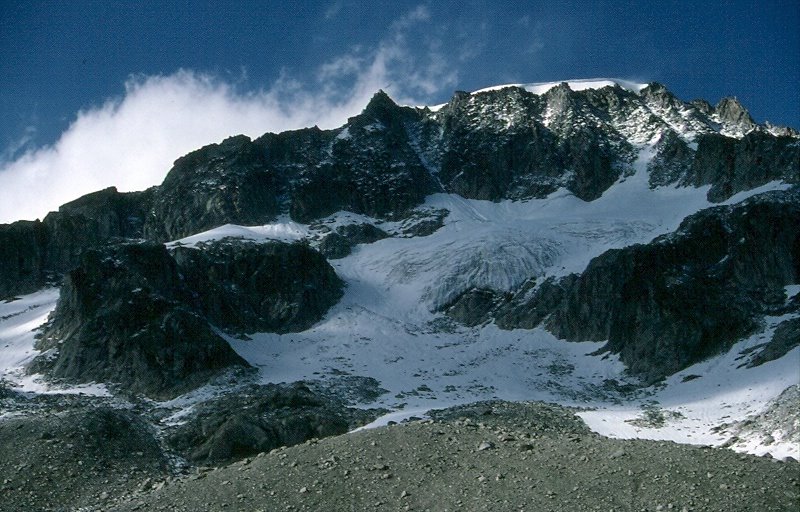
[0,159,795,457]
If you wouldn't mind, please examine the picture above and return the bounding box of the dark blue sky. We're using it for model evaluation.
[1,0,799,158]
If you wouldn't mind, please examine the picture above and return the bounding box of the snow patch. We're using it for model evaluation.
[0,288,59,383]
[0,288,110,397]
[785,285,800,302]
[578,314,800,459]
[167,219,310,248]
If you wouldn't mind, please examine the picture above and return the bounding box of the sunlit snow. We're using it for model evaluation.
[473,78,648,96]
[0,151,796,458]
[214,166,797,457]
[167,219,310,248]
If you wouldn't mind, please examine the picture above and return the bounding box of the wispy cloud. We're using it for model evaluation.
[1,125,37,163]
[324,1,342,20]
[0,6,457,224]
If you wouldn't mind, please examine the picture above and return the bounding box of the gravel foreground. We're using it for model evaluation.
[102,402,798,512]
[2,401,798,511]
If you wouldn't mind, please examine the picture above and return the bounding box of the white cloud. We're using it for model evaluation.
[0,6,457,224]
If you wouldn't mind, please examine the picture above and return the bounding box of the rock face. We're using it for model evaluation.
[685,131,800,201]
[0,221,48,297]
[144,93,441,241]
[435,85,635,202]
[317,223,389,260]
[284,91,440,222]
[143,135,280,242]
[33,242,247,399]
[32,239,343,398]
[746,317,800,368]
[166,382,381,464]
[493,276,577,330]
[43,186,154,271]
[172,240,344,333]
[490,188,800,383]
[0,187,153,299]
[443,287,507,327]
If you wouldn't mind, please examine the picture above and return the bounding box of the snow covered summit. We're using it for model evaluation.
[472,77,649,95]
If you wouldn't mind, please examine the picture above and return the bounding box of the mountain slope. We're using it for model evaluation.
[1,80,797,298]
[0,79,798,480]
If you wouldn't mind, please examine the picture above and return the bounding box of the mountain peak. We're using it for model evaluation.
[363,89,398,114]
[642,81,668,93]
[715,96,755,127]
[640,82,680,108]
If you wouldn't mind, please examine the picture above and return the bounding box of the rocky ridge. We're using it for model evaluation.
[1,82,796,300]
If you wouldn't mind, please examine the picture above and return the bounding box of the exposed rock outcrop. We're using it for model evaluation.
[489,188,800,383]
[172,240,344,333]
[31,239,344,398]
[671,131,799,202]
[493,276,577,330]
[714,97,756,135]
[0,187,152,299]
[435,85,636,202]
[443,287,505,327]
[746,317,800,368]
[285,92,440,222]
[317,223,389,259]
[144,135,280,241]
[32,242,247,399]
[648,130,696,188]
[0,220,48,297]
[166,382,382,464]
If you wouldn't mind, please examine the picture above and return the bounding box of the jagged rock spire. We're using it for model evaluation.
[715,96,756,131]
